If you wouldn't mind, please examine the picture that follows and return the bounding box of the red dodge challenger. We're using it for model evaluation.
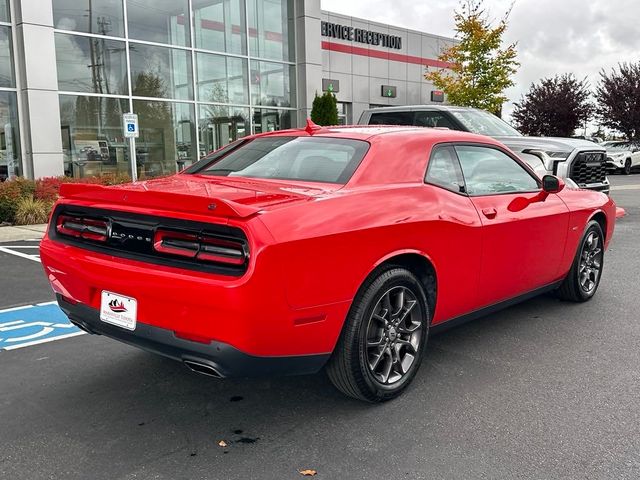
[40,123,616,402]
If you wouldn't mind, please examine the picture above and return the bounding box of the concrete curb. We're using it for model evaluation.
[0,224,47,243]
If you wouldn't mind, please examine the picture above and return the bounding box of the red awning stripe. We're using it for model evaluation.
[321,41,452,69]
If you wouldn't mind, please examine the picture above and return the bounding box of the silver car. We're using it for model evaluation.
[358,105,610,194]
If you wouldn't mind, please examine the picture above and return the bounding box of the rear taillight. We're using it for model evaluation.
[153,228,248,266]
[56,214,109,242]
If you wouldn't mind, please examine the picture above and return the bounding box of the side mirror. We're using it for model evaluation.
[542,175,565,194]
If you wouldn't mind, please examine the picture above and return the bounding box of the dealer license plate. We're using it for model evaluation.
[100,291,137,331]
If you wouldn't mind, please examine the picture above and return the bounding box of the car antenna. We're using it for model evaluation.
[305,118,323,135]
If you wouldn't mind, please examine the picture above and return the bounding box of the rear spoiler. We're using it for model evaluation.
[58,183,261,219]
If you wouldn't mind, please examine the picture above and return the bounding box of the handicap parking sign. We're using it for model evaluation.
[0,303,84,351]
[122,113,139,138]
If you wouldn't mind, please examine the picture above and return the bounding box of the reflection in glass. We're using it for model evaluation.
[0,92,21,179]
[55,33,128,95]
[0,0,8,23]
[53,0,125,37]
[133,99,195,175]
[127,0,190,47]
[250,60,293,107]
[58,95,129,177]
[198,105,249,157]
[252,108,292,134]
[130,43,193,100]
[247,0,292,61]
[196,53,247,104]
[0,26,14,88]
[193,0,246,55]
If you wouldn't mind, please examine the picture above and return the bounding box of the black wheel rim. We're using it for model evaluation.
[365,286,423,385]
[625,160,631,174]
[578,230,603,294]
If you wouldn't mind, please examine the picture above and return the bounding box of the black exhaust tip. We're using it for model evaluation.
[183,359,223,378]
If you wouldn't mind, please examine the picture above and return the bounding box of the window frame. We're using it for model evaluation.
[453,142,542,197]
[424,142,542,197]
[424,144,467,195]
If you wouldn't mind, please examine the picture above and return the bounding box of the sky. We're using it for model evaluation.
[321,0,639,130]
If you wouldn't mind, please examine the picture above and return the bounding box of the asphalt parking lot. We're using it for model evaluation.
[1,175,639,480]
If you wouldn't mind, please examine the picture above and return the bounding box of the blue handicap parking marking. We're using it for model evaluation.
[127,123,135,132]
[0,303,84,351]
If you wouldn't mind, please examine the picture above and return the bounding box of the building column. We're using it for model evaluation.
[13,0,63,178]
[294,0,322,125]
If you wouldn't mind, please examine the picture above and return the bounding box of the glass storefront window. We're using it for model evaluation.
[133,99,195,175]
[193,0,246,55]
[0,0,9,23]
[0,92,21,179]
[55,33,128,95]
[130,43,193,101]
[252,108,291,134]
[53,0,125,37]
[250,60,293,107]
[0,26,14,88]
[247,0,292,61]
[127,0,190,47]
[196,52,248,105]
[198,105,249,157]
[58,95,129,177]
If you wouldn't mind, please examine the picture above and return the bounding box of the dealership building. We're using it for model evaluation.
[0,0,454,179]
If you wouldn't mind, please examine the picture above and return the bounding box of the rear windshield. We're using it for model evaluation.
[188,136,369,184]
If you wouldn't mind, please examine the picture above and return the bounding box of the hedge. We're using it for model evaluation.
[0,174,132,225]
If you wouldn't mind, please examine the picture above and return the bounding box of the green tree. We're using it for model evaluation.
[310,91,339,126]
[425,0,519,116]
[595,63,640,140]
[511,74,594,137]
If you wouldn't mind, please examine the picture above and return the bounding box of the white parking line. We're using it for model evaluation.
[0,246,41,263]
[2,331,85,350]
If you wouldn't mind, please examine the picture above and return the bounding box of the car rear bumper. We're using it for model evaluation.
[58,295,330,378]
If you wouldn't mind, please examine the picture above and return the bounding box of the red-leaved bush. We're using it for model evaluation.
[1,173,133,224]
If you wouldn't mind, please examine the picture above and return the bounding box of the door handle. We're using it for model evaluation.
[482,207,497,219]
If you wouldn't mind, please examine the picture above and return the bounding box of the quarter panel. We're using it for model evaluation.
[261,184,483,324]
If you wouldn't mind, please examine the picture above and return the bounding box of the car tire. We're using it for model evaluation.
[624,159,632,175]
[556,220,605,302]
[326,267,430,402]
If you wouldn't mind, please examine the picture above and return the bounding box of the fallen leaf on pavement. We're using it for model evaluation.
[299,469,317,476]
[218,440,228,447]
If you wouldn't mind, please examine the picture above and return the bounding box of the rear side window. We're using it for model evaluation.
[425,146,465,193]
[414,111,457,129]
[369,111,414,125]
[189,137,369,184]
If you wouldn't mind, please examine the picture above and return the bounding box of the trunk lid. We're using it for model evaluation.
[59,174,338,219]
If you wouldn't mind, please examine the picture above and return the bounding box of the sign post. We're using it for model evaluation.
[122,113,139,182]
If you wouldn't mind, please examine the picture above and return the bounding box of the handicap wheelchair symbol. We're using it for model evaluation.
[127,123,135,132]
[0,303,82,350]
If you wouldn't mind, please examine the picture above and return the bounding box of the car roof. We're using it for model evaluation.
[256,124,499,144]
[361,104,481,113]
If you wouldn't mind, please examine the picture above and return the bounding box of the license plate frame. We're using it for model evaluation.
[99,291,137,331]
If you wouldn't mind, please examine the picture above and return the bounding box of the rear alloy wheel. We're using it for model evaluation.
[557,220,605,302]
[624,158,632,175]
[327,267,429,402]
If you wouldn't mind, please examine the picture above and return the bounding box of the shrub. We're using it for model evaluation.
[13,197,53,226]
[310,91,339,126]
[34,177,64,203]
[0,173,134,224]
[0,180,24,224]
